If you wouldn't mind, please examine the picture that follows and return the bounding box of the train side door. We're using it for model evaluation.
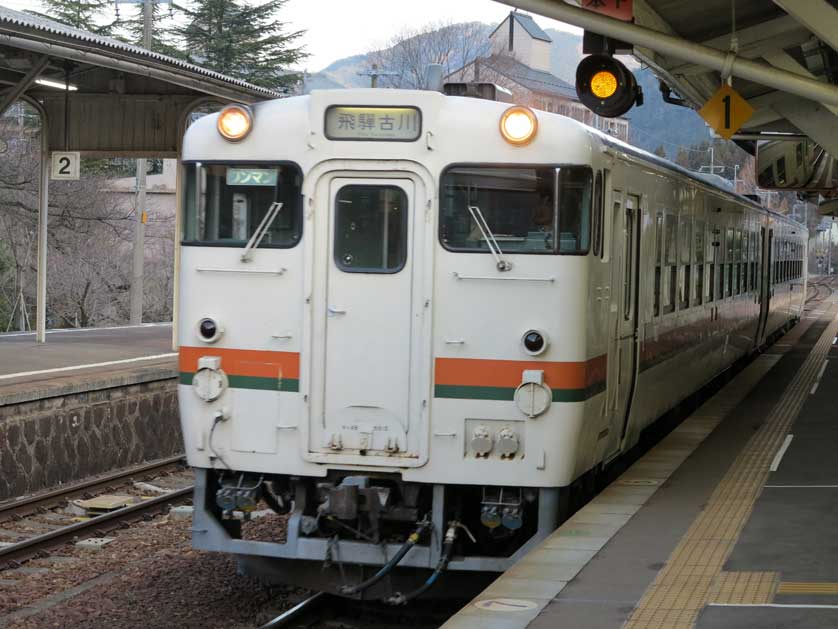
[604,192,641,460]
[756,227,772,345]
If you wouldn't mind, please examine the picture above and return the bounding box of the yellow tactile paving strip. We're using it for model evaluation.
[442,351,783,629]
[777,582,838,595]
[710,571,780,604]
[625,310,838,629]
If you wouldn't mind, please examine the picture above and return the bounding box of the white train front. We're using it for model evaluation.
[177,88,806,598]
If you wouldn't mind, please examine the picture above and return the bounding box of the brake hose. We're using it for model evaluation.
[339,518,431,596]
[384,521,460,605]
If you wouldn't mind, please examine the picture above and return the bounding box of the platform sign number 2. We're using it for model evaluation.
[698,84,754,140]
[51,152,81,180]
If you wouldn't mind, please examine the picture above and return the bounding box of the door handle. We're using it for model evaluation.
[327,306,347,316]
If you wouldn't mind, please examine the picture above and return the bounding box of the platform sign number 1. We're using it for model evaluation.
[698,85,754,140]
[51,151,81,180]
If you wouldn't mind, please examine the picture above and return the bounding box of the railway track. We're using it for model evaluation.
[0,456,193,568]
[256,592,468,629]
[806,275,836,305]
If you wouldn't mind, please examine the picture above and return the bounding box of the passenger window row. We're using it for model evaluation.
[772,238,804,285]
[653,211,768,317]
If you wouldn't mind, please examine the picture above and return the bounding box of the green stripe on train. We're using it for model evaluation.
[433,384,595,403]
[179,372,299,392]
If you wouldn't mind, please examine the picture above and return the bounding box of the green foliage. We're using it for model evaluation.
[116,1,184,57]
[174,0,307,89]
[35,0,114,35]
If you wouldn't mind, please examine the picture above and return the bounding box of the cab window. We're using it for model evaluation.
[439,166,592,255]
[182,162,303,247]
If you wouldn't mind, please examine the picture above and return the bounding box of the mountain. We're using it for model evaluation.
[304,24,712,155]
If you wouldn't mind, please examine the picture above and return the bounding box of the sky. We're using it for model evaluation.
[0,0,582,72]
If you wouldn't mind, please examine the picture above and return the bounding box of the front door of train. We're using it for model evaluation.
[307,176,427,465]
[604,192,641,461]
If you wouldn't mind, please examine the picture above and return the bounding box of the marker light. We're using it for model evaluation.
[217,104,253,141]
[500,106,538,146]
[590,71,618,99]
[576,54,642,118]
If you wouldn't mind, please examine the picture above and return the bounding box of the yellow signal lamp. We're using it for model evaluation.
[499,106,538,146]
[217,104,253,141]
[575,54,642,118]
[590,70,618,99]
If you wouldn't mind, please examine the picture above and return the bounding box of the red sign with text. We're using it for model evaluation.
[581,0,633,21]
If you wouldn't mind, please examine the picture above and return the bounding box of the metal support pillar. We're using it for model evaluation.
[497,0,838,107]
[29,98,50,343]
[129,0,154,325]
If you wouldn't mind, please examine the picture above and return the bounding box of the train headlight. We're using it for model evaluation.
[197,317,223,344]
[217,104,253,141]
[522,329,549,355]
[500,106,538,146]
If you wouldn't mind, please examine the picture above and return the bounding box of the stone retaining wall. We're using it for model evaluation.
[0,371,182,501]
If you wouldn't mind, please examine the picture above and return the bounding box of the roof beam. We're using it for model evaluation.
[0,54,47,116]
[773,96,838,158]
[669,20,812,76]
[773,0,838,54]
[762,49,838,117]
[497,0,838,106]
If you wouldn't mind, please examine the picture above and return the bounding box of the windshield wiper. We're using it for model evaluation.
[241,202,283,262]
[467,205,513,272]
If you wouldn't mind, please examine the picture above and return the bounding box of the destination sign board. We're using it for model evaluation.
[325,106,421,141]
[226,168,278,186]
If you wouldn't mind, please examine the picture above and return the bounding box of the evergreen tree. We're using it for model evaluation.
[116,1,183,57]
[36,0,113,35]
[653,145,667,159]
[174,0,307,90]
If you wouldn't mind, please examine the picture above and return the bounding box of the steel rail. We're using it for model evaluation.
[0,485,193,566]
[0,455,186,523]
[257,592,332,629]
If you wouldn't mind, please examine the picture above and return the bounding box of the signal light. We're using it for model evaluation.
[575,54,642,118]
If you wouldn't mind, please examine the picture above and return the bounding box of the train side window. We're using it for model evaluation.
[654,212,663,316]
[679,215,691,309]
[734,229,742,295]
[694,220,704,306]
[663,214,676,313]
[334,185,408,273]
[725,228,734,297]
[592,171,604,258]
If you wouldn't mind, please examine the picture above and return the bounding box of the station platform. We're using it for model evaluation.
[444,290,838,628]
[0,323,175,405]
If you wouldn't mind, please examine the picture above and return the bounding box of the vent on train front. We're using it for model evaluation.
[443,82,514,103]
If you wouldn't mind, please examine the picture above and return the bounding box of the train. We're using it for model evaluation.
[176,86,807,600]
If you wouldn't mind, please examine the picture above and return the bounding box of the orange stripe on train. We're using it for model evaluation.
[435,355,607,389]
[179,346,300,379]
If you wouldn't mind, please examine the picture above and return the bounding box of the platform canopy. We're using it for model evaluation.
[0,6,281,157]
[499,1,838,194]
[0,7,282,344]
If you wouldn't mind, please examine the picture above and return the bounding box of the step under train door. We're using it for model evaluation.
[604,192,641,461]
[306,175,429,467]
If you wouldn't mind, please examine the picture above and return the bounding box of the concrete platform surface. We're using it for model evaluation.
[444,301,838,629]
[0,323,175,405]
